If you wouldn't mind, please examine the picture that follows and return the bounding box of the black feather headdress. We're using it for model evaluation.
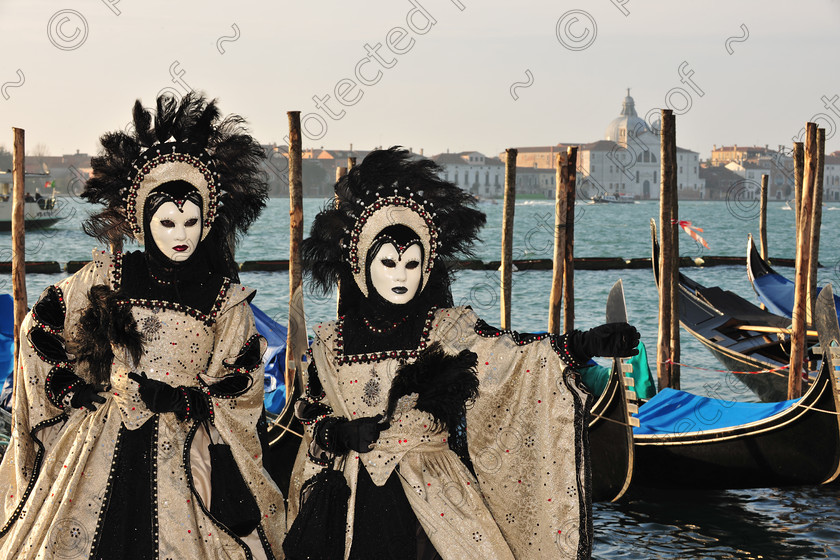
[302,147,486,304]
[81,92,268,254]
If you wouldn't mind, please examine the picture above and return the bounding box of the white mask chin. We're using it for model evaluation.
[369,243,423,305]
[149,200,202,262]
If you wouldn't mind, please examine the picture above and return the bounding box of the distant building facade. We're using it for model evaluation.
[503,91,705,200]
[432,152,506,198]
[709,145,795,201]
[698,164,747,200]
[826,154,840,202]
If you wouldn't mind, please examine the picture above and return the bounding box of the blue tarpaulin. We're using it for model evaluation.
[753,271,840,324]
[0,294,15,410]
[633,387,798,436]
[250,304,289,414]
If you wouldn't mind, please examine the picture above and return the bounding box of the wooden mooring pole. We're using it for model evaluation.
[793,142,804,232]
[759,174,768,261]
[807,128,825,325]
[563,146,578,333]
[12,128,26,374]
[667,112,680,389]
[334,166,347,315]
[347,157,356,170]
[500,148,517,330]
[789,123,818,399]
[548,152,567,334]
[657,109,679,390]
[286,112,305,393]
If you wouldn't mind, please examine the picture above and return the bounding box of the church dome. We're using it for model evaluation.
[604,90,653,143]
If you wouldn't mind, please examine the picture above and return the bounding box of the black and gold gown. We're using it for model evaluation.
[0,250,286,559]
[289,304,592,560]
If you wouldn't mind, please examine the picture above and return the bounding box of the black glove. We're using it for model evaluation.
[321,415,390,454]
[69,383,107,412]
[571,322,640,362]
[128,371,210,421]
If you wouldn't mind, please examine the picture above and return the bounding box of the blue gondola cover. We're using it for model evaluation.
[633,388,799,436]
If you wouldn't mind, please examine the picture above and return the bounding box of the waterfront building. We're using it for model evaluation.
[711,144,795,201]
[503,91,705,200]
[431,151,506,198]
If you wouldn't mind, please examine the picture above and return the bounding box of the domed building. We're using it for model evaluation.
[511,90,706,200]
[604,89,655,145]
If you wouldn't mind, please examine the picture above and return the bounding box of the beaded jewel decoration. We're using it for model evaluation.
[347,193,438,297]
[126,142,219,244]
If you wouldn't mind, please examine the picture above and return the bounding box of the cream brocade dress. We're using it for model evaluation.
[0,250,286,559]
[289,306,592,560]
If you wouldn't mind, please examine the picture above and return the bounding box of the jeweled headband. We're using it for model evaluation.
[346,194,438,297]
[125,142,219,244]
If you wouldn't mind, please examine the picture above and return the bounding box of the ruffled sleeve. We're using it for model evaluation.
[0,251,111,534]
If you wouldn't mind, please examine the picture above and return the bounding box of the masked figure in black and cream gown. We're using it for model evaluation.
[286,148,639,559]
[0,93,285,559]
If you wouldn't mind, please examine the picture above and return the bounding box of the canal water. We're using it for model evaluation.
[5,195,840,559]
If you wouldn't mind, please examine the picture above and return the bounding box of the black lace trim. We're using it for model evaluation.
[202,373,253,400]
[31,285,66,332]
[551,333,589,369]
[294,394,336,467]
[44,366,82,409]
[222,333,263,373]
[89,420,128,554]
[473,318,553,346]
[109,250,124,290]
[0,414,67,538]
[116,276,230,327]
[27,327,73,368]
[563,370,593,559]
[295,399,333,426]
[257,524,277,560]
[334,307,436,365]
[303,351,324,401]
[306,417,335,467]
[112,251,232,326]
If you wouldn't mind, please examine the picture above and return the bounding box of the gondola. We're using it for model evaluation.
[588,360,637,502]
[587,279,639,502]
[630,286,840,489]
[264,382,303,499]
[747,234,840,322]
[651,221,817,402]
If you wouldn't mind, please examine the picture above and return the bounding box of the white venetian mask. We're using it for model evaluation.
[369,242,423,305]
[149,200,202,262]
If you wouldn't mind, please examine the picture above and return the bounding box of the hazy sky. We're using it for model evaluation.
[1,0,839,160]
